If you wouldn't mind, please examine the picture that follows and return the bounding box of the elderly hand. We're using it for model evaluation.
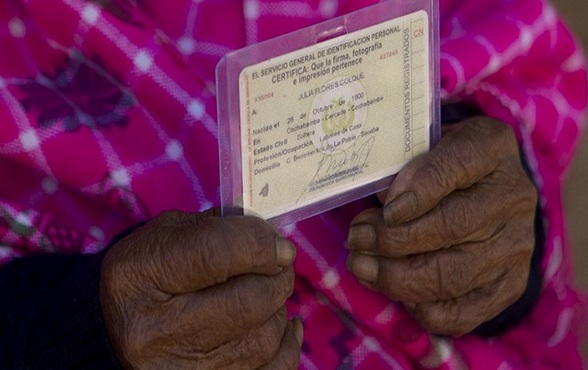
[346,117,537,336]
[100,210,302,369]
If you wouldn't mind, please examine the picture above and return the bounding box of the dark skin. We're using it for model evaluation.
[347,117,537,336]
[100,117,537,367]
[100,210,303,369]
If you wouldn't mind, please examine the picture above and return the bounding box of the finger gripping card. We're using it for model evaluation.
[217,0,440,226]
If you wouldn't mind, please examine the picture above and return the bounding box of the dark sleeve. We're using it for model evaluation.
[441,103,545,337]
[0,252,122,369]
[474,202,544,336]
[0,223,144,369]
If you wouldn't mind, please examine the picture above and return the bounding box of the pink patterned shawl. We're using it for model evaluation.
[0,0,586,368]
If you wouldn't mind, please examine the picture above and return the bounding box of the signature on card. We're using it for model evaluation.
[299,135,376,200]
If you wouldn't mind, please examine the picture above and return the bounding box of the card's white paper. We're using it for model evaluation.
[238,10,431,219]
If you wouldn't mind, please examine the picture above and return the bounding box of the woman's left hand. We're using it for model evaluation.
[346,117,537,336]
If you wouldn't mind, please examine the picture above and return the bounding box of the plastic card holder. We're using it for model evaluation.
[217,0,440,227]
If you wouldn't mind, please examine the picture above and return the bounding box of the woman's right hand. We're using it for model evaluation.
[100,210,302,369]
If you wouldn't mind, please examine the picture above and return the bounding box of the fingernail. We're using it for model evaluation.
[384,192,418,225]
[292,317,304,346]
[276,238,296,267]
[348,254,379,283]
[347,224,376,249]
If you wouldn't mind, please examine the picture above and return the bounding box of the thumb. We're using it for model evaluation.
[382,118,511,225]
[142,212,296,295]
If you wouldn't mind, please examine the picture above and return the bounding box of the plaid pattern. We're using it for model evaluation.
[0,0,587,368]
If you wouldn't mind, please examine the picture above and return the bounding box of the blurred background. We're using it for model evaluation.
[552,0,588,361]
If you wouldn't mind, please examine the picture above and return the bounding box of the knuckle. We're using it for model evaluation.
[415,302,477,337]
[282,356,301,369]
[505,262,530,302]
[226,274,288,329]
[460,119,508,171]
[480,272,528,326]
[435,247,490,302]
[212,341,258,370]
[262,320,301,370]
[376,259,403,298]
[506,165,537,208]
[198,217,276,273]
[488,117,513,138]
[276,347,301,370]
[248,310,287,367]
[379,223,417,256]
[268,308,288,343]
[519,179,538,213]
[518,233,535,258]
[258,268,293,305]
[196,228,231,280]
[116,317,155,367]
[496,122,518,150]
[437,197,467,243]
[502,218,535,259]
[414,304,450,335]
[100,252,120,287]
[101,249,140,299]
[430,253,458,300]
[403,254,441,301]
[414,160,451,197]
[230,280,265,326]
[475,117,517,153]
[261,328,285,364]
[244,218,277,269]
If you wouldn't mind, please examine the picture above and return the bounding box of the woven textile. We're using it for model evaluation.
[0,0,587,368]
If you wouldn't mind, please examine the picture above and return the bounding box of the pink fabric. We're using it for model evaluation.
[0,0,586,368]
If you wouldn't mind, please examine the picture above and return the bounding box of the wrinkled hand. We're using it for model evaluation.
[346,117,537,336]
[100,210,302,369]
